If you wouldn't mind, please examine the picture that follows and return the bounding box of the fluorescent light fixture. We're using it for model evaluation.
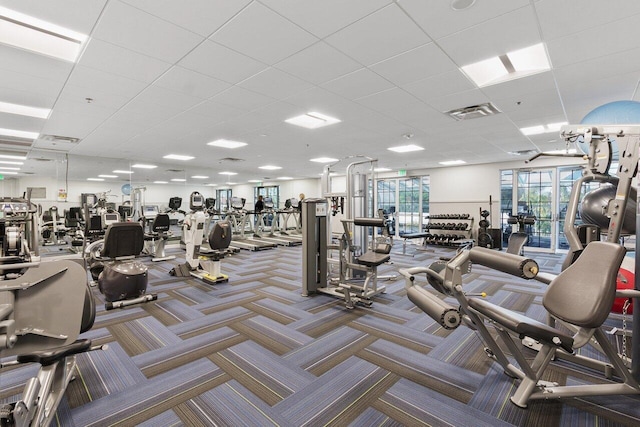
[0,171,18,175]
[310,157,339,163]
[259,165,282,170]
[520,122,568,136]
[0,154,27,160]
[285,112,341,129]
[0,166,20,170]
[224,182,237,186]
[247,179,262,183]
[520,125,545,136]
[219,171,237,175]
[113,170,133,174]
[374,167,392,172]
[388,144,424,153]
[207,139,248,149]
[154,181,168,184]
[191,175,209,179]
[277,176,293,180]
[0,160,23,165]
[98,174,118,178]
[439,160,467,166]
[461,43,550,87]
[545,122,568,132]
[171,178,186,182]
[87,178,104,181]
[132,163,157,169]
[0,128,38,140]
[0,101,50,119]
[206,183,218,187]
[163,154,194,161]
[0,6,87,62]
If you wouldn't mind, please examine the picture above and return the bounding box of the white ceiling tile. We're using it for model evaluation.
[0,68,62,107]
[54,84,125,113]
[325,4,430,66]
[322,69,394,100]
[548,14,640,68]
[535,0,640,41]
[78,39,171,83]
[210,86,276,112]
[238,68,313,100]
[481,71,556,102]
[209,2,318,65]
[0,0,107,35]
[356,87,438,124]
[92,1,204,63]
[41,110,107,139]
[153,66,230,99]
[120,0,251,37]
[491,88,564,116]
[560,72,640,118]
[274,42,362,85]
[187,101,246,123]
[134,85,204,111]
[370,43,457,86]
[398,0,529,40]
[178,40,267,84]
[67,65,148,101]
[403,69,476,104]
[0,44,73,82]
[553,47,640,88]
[437,6,541,66]
[260,0,392,38]
[0,112,44,133]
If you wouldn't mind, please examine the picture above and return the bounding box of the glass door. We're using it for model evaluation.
[515,169,556,251]
[398,177,421,234]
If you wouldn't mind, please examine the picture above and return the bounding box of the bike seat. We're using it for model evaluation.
[17,339,92,366]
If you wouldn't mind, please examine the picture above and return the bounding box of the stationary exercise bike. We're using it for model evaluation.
[0,197,102,427]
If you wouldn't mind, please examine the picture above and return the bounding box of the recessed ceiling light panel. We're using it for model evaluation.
[310,157,339,163]
[259,165,282,170]
[163,154,194,161]
[439,160,467,166]
[171,178,186,182]
[0,127,38,140]
[113,170,133,174]
[154,181,168,184]
[207,139,248,149]
[285,112,341,129]
[388,144,424,153]
[87,178,104,181]
[219,171,237,175]
[191,175,208,179]
[0,101,50,119]
[0,6,87,62]
[98,174,118,178]
[132,163,157,169]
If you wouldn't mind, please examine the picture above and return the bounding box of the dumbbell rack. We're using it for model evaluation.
[423,214,473,247]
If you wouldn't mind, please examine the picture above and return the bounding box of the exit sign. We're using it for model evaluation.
[398,169,407,177]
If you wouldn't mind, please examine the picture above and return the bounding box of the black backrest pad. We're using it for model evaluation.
[209,220,232,250]
[152,213,171,232]
[101,222,144,258]
[544,241,625,328]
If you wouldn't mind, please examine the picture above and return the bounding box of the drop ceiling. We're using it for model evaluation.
[1,0,640,185]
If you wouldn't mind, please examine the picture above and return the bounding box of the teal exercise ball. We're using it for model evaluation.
[581,100,640,125]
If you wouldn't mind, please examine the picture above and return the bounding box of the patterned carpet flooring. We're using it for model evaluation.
[2,240,640,426]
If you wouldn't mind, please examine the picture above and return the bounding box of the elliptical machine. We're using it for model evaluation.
[170,191,232,285]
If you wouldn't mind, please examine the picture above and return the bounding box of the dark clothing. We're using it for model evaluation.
[255,200,264,212]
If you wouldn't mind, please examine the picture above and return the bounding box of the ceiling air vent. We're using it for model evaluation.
[508,149,538,156]
[166,169,184,173]
[41,135,80,144]
[445,103,501,121]
[219,157,245,163]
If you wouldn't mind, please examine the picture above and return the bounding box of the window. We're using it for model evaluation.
[216,189,232,211]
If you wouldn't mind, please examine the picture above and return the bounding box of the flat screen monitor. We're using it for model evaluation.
[144,205,159,218]
[103,212,120,226]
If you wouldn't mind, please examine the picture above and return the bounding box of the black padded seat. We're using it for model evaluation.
[101,222,144,258]
[357,251,390,267]
[17,339,92,366]
[468,297,574,353]
[400,232,429,239]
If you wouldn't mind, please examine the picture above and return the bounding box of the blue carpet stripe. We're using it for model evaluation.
[349,407,401,427]
[354,314,443,348]
[242,315,314,349]
[291,294,340,311]
[155,299,205,322]
[173,286,214,304]
[467,368,526,423]
[284,326,368,370]
[192,291,257,311]
[220,341,315,396]
[259,286,309,303]
[72,358,224,427]
[128,316,182,348]
[136,409,184,426]
[381,378,515,427]
[133,327,239,371]
[187,380,291,426]
[364,302,421,322]
[92,306,146,325]
[365,340,484,395]
[78,326,112,341]
[0,364,39,392]
[427,327,484,363]
[251,298,313,321]
[275,356,389,426]
[168,306,252,336]
[288,305,348,332]
[207,280,266,296]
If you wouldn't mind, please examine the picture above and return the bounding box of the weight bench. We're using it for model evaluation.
[400,232,429,254]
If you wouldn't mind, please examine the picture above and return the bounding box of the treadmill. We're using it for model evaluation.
[228,197,276,251]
